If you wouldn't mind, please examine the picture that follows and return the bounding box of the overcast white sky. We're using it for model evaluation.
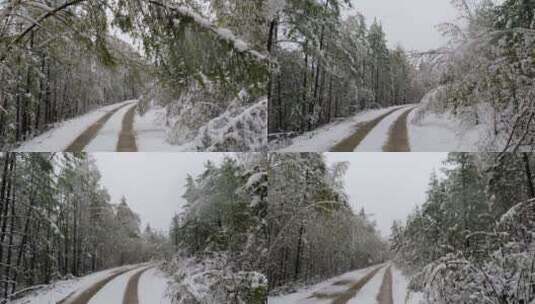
[94,153,227,233]
[347,0,459,51]
[326,153,448,237]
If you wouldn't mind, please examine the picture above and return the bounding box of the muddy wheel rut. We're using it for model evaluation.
[377,266,393,304]
[308,266,383,304]
[117,104,138,152]
[122,267,152,304]
[382,107,415,152]
[330,108,405,152]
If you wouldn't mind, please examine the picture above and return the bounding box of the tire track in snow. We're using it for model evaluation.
[84,103,137,151]
[64,102,134,152]
[57,266,141,304]
[122,266,152,304]
[377,266,393,304]
[382,107,415,152]
[330,107,407,152]
[308,266,383,304]
[117,104,138,152]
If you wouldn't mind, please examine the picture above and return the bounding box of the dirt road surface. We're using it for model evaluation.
[57,267,138,304]
[308,266,384,304]
[122,267,152,304]
[376,266,393,304]
[64,103,133,151]
[116,105,138,152]
[382,107,415,152]
[331,108,405,152]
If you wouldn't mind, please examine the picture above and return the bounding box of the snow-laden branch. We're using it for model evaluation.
[0,0,86,63]
[147,0,268,63]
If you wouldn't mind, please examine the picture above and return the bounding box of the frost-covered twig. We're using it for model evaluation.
[0,0,86,63]
[147,0,268,63]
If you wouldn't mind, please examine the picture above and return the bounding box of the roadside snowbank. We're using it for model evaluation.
[391,266,424,304]
[407,110,485,152]
[15,100,136,152]
[138,268,172,304]
[408,88,506,151]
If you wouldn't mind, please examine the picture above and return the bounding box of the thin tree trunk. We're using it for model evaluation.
[523,153,535,198]
[4,158,17,298]
[294,224,304,281]
[302,41,309,132]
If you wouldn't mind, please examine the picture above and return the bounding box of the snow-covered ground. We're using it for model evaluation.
[10,264,139,304]
[134,106,188,151]
[406,87,503,152]
[15,100,136,152]
[354,107,408,152]
[391,267,424,304]
[407,110,485,152]
[85,103,138,151]
[269,264,424,304]
[275,106,406,152]
[138,268,173,304]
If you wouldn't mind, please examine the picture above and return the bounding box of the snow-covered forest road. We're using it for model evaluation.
[269,264,421,304]
[277,105,421,152]
[276,101,490,152]
[331,106,416,152]
[15,101,140,152]
[13,264,172,304]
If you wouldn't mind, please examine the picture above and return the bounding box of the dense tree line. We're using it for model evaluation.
[420,0,535,151]
[392,152,535,303]
[0,153,163,301]
[0,1,147,149]
[267,153,388,291]
[167,154,268,303]
[267,0,422,136]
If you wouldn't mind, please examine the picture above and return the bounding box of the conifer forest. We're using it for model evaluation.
[1,0,535,304]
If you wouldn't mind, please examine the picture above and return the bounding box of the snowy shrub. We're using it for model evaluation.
[164,253,268,304]
[192,98,267,152]
[141,80,267,152]
[411,86,449,125]
[417,199,535,304]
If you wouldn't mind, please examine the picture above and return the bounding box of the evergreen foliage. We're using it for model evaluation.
[393,152,535,303]
[267,0,422,137]
[0,153,164,301]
